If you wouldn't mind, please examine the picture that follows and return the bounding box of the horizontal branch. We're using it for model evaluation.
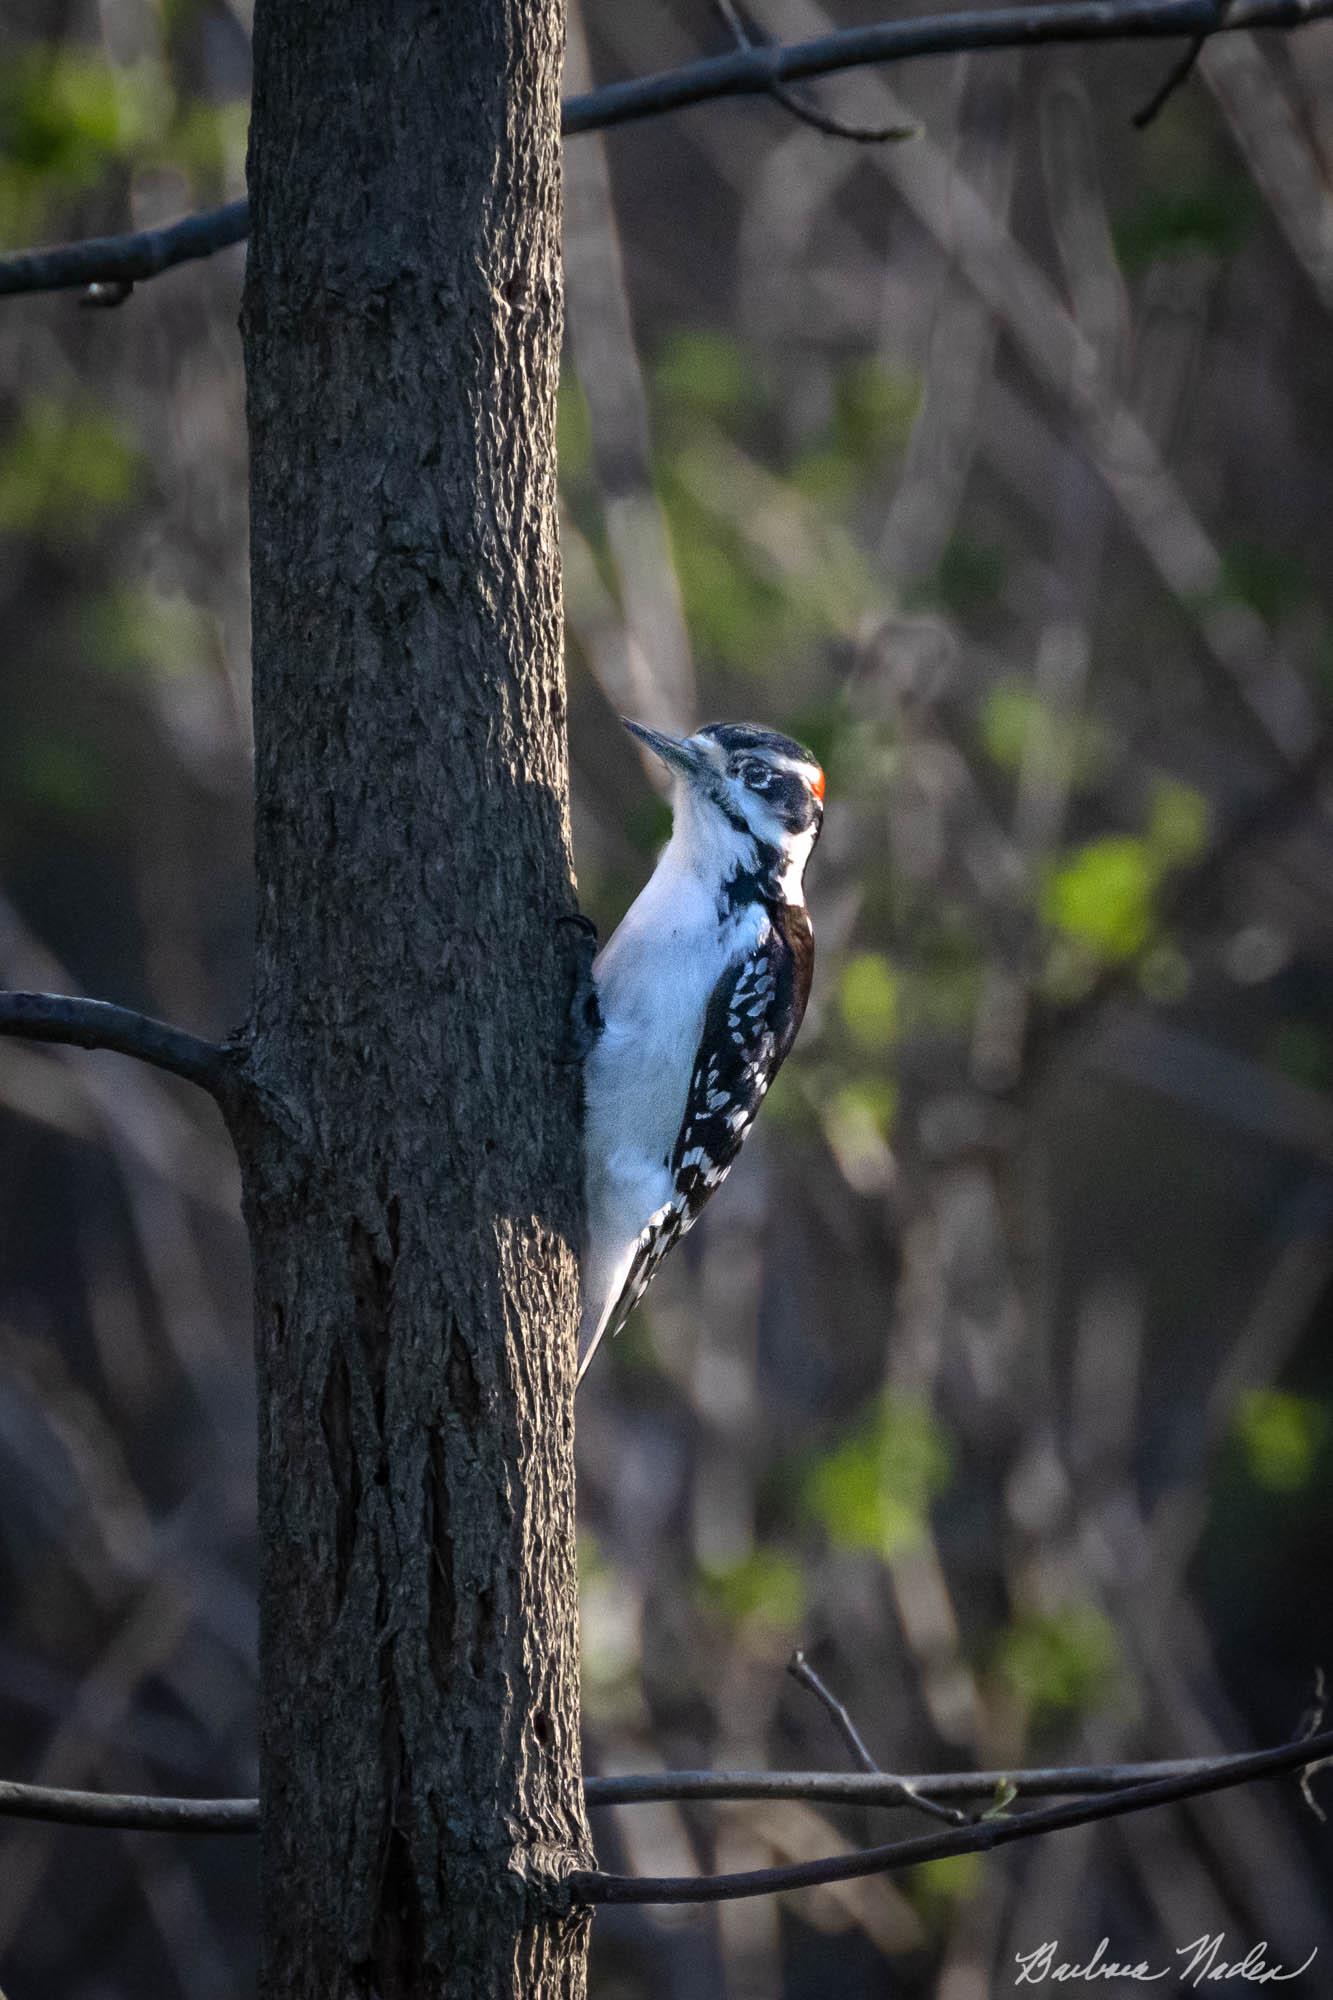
[0,991,235,1098]
[0,1778,256,1834]
[0,201,248,299]
[586,1754,1230,1805]
[560,0,1333,131]
[2,1736,1329,1838]
[3,0,1331,299]
[573,1726,1333,1904]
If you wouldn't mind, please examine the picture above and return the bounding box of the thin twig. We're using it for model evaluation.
[1131,29,1208,120]
[2,0,1331,299]
[0,991,235,1100]
[713,0,916,142]
[571,1724,1333,1904]
[1299,1667,1330,1823]
[1132,0,1235,124]
[787,1649,965,1825]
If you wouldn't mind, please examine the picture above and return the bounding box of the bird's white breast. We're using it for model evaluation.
[583,849,767,1230]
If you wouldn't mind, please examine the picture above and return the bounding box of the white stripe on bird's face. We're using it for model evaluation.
[657,733,822,903]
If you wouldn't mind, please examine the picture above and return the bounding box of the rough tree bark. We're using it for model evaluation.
[238,4,591,1996]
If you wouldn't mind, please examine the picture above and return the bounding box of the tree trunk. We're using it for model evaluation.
[238,5,591,1995]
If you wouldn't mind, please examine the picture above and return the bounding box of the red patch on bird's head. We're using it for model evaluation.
[810,766,826,802]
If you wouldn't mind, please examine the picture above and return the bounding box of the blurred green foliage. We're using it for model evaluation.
[1267,1020,1333,1091]
[12,729,105,817]
[639,331,906,677]
[1218,542,1314,627]
[1115,183,1253,272]
[1041,779,1209,965]
[654,329,762,425]
[830,1075,900,1147]
[804,1393,951,1560]
[1234,1390,1328,1494]
[980,682,1105,784]
[1043,836,1158,959]
[994,1603,1120,1721]
[790,358,919,503]
[1146,777,1210,865]
[908,1853,984,1923]
[0,43,246,244]
[697,1547,805,1635]
[557,375,594,486]
[81,585,208,680]
[931,536,1007,617]
[839,952,900,1051]
[0,396,141,538]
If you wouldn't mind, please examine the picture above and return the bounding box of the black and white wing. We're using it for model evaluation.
[599,911,813,1348]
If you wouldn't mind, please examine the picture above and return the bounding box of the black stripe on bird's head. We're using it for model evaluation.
[623,718,826,902]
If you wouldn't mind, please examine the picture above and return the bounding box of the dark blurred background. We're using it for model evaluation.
[2,1,1332,1993]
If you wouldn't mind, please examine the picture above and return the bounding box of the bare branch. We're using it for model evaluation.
[4,1734,1332,1843]
[787,1649,880,1773]
[571,1725,1333,1904]
[0,202,248,300]
[0,991,236,1100]
[1132,0,1235,124]
[561,0,1333,133]
[2,0,1331,300]
[787,1648,965,1824]
[1131,29,1209,120]
[712,0,917,143]
[0,1779,256,1835]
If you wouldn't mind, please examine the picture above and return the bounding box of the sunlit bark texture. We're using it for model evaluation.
[239,4,591,1994]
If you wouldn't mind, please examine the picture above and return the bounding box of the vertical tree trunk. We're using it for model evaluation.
[239,5,591,1995]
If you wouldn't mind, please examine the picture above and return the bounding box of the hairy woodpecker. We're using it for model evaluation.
[578,719,825,1381]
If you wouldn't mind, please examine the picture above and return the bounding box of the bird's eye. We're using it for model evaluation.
[738,759,771,790]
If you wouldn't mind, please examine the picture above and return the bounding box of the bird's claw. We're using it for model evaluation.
[554,911,602,1064]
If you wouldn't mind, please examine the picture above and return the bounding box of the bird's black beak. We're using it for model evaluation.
[622,719,708,783]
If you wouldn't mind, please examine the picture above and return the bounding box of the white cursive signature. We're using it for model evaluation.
[1012,1935,1319,1987]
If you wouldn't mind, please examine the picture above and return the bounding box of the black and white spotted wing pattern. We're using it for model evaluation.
[600,910,812,1345]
